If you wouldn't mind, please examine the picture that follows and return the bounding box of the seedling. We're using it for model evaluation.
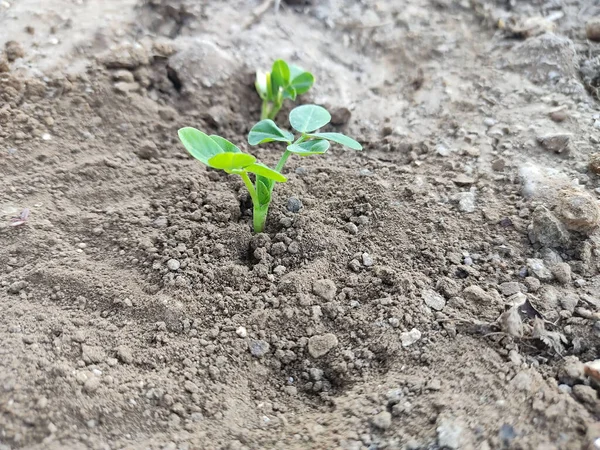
[178,104,361,233]
[255,59,314,121]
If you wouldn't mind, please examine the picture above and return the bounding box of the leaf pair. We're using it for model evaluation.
[257,59,314,102]
[178,128,286,182]
[248,104,362,156]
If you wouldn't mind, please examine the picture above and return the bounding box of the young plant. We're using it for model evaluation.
[178,104,361,233]
[255,59,314,121]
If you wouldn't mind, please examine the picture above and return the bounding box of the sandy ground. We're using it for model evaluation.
[2,0,600,449]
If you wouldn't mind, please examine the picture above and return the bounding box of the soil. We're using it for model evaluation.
[2,0,600,449]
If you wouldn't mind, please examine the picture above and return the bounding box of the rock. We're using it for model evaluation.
[83,377,100,394]
[510,371,532,391]
[287,197,302,213]
[556,188,600,232]
[586,18,600,42]
[136,140,159,160]
[537,134,571,154]
[526,259,553,281]
[437,419,463,449]
[453,174,476,186]
[584,360,600,383]
[330,107,351,126]
[81,345,106,364]
[98,43,150,69]
[153,216,168,228]
[463,285,492,304]
[511,33,577,84]
[167,259,181,271]
[116,345,134,364]
[573,385,597,405]
[491,158,506,172]
[167,40,237,91]
[400,328,421,347]
[7,280,27,294]
[455,191,475,213]
[114,81,141,94]
[4,41,25,62]
[499,282,521,296]
[308,334,338,358]
[236,326,247,338]
[184,380,199,393]
[528,206,569,247]
[313,279,337,301]
[362,253,374,267]
[345,222,358,234]
[590,153,600,175]
[549,109,568,122]
[371,411,392,430]
[557,356,584,386]
[551,262,571,284]
[249,340,270,358]
[422,289,445,311]
[524,276,541,292]
[560,293,579,312]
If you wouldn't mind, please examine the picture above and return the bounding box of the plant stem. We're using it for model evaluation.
[253,204,269,233]
[239,172,257,203]
[261,100,269,120]
[275,150,291,172]
[268,101,282,120]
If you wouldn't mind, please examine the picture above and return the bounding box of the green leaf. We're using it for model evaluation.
[290,72,314,95]
[288,64,305,80]
[210,135,242,153]
[287,139,330,155]
[246,163,287,183]
[289,105,331,133]
[248,119,294,145]
[283,85,297,101]
[178,127,223,165]
[256,177,272,207]
[208,152,256,171]
[270,60,290,98]
[307,132,362,150]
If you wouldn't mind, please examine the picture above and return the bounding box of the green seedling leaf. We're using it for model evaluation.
[270,59,290,99]
[290,72,314,95]
[210,135,242,153]
[307,132,362,150]
[208,152,256,171]
[289,104,331,133]
[178,127,224,165]
[256,178,272,207]
[248,120,294,145]
[287,139,330,155]
[283,85,297,101]
[288,64,305,80]
[246,163,287,183]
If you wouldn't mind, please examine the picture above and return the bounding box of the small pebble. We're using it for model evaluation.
[167,259,180,271]
[236,326,247,338]
[287,197,302,213]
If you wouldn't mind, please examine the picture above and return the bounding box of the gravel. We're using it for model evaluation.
[421,289,445,311]
[249,340,270,358]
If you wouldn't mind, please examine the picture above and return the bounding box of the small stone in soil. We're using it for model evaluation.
[586,18,600,41]
[313,279,337,301]
[371,411,392,430]
[307,333,338,358]
[287,197,302,213]
[436,419,463,449]
[345,222,358,234]
[167,259,180,271]
[236,326,247,338]
[421,289,445,311]
[249,340,270,358]
[400,328,421,347]
[526,258,553,281]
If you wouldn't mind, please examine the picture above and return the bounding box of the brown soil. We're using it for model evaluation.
[2,1,600,449]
